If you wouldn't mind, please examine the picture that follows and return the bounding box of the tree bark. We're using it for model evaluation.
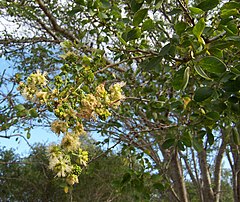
[198,149,215,202]
[229,145,240,202]
[213,129,228,202]
[162,149,189,202]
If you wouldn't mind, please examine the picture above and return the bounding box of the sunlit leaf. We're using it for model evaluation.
[193,18,205,40]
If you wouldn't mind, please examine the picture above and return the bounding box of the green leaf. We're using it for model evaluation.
[130,0,143,12]
[199,56,226,74]
[197,0,219,11]
[205,111,220,121]
[155,0,163,9]
[172,68,184,90]
[223,76,240,92]
[221,9,239,19]
[142,19,155,31]
[29,108,38,118]
[181,132,192,147]
[193,18,205,40]
[159,43,171,56]
[162,138,175,149]
[221,2,240,10]
[189,7,205,15]
[153,182,165,191]
[27,131,31,139]
[144,56,162,70]
[182,66,190,90]
[194,87,214,102]
[75,0,85,5]
[14,104,25,112]
[177,141,185,151]
[174,21,187,36]
[126,28,141,41]
[133,8,148,26]
[207,133,214,145]
[194,65,212,80]
[67,7,82,16]
[193,138,203,152]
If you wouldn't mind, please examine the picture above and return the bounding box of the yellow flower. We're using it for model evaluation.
[66,174,79,186]
[51,120,68,135]
[28,70,48,86]
[109,82,126,108]
[36,91,48,103]
[61,132,81,152]
[76,149,88,166]
[48,152,73,177]
[73,122,85,135]
[95,83,107,98]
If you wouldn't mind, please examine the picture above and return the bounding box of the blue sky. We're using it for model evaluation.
[0,57,62,155]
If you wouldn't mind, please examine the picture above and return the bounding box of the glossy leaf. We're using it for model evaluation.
[221,2,240,10]
[189,7,205,15]
[181,132,192,147]
[194,87,214,102]
[223,76,240,92]
[130,0,143,12]
[221,9,239,19]
[192,139,203,152]
[199,56,226,74]
[197,0,219,11]
[194,65,212,80]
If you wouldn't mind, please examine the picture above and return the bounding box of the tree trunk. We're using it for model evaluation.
[198,149,215,202]
[230,145,240,202]
[213,129,228,202]
[163,149,189,202]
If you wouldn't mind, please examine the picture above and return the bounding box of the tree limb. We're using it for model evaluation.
[35,0,79,43]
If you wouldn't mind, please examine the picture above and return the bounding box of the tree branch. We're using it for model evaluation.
[0,37,61,45]
[35,0,79,43]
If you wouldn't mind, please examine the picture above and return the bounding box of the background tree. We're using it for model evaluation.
[0,0,240,201]
[0,141,155,202]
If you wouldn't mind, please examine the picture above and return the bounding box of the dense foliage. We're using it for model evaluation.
[0,143,152,201]
[0,0,240,201]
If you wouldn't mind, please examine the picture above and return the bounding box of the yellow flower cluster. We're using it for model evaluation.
[61,132,81,152]
[48,142,88,187]
[18,70,49,104]
[51,120,68,135]
[17,52,126,191]
[79,82,125,120]
[109,82,126,108]
[48,149,73,178]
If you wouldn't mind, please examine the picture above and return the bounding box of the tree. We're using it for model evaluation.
[0,142,153,201]
[0,0,240,201]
